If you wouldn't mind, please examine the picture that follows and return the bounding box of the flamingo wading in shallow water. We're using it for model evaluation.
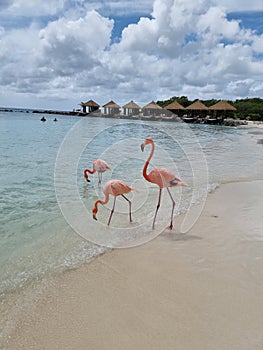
[141,138,187,230]
[84,159,111,185]
[92,179,134,226]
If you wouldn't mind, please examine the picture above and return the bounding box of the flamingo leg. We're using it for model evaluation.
[107,196,116,226]
[152,188,162,229]
[167,187,175,230]
[121,194,132,222]
[98,173,102,186]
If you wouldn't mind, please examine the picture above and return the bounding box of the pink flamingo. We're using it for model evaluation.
[141,138,187,230]
[84,159,111,185]
[92,179,133,226]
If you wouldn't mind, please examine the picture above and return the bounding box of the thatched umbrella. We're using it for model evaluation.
[185,100,209,119]
[80,99,99,113]
[142,101,162,117]
[122,100,141,116]
[103,100,121,115]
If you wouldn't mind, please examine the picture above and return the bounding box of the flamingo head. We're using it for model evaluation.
[141,137,153,151]
[84,170,90,182]
[92,207,98,220]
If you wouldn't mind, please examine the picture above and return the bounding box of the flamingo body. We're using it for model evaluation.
[92,179,133,225]
[146,167,185,189]
[84,159,111,184]
[104,179,133,197]
[141,137,187,229]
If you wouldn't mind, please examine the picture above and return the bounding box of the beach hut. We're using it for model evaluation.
[185,100,209,121]
[122,101,140,116]
[164,100,185,118]
[80,99,100,114]
[142,101,162,117]
[209,100,237,123]
[164,100,185,112]
[103,100,121,115]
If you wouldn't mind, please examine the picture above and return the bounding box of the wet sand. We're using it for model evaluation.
[3,180,263,350]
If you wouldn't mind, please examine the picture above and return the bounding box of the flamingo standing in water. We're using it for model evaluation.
[84,159,111,185]
[92,179,133,226]
[141,138,187,230]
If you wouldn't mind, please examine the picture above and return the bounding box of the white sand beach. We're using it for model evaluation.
[238,120,263,129]
[3,180,263,350]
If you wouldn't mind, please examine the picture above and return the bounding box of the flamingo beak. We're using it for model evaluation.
[84,175,90,182]
[141,143,145,152]
[93,213,97,220]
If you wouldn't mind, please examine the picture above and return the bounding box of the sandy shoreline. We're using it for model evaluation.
[3,180,263,350]
[238,120,263,129]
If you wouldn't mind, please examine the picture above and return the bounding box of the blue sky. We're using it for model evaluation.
[111,15,152,41]
[0,0,263,110]
[228,11,263,34]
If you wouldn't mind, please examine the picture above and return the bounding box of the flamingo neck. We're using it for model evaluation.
[143,140,154,182]
[92,192,110,214]
[84,168,95,179]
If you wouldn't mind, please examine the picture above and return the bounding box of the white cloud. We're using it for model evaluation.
[104,0,263,102]
[197,7,240,39]
[219,0,263,12]
[4,0,66,17]
[2,0,263,23]
[0,0,262,109]
[252,34,263,53]
[37,11,113,75]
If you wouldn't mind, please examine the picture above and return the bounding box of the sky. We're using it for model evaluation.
[0,0,263,110]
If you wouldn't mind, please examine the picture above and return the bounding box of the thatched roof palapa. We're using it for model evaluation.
[81,99,99,107]
[164,101,185,110]
[122,100,140,109]
[209,100,236,111]
[122,100,141,116]
[186,100,208,110]
[80,99,100,113]
[208,100,236,122]
[103,100,121,115]
[142,101,163,117]
[142,101,162,109]
[103,100,121,108]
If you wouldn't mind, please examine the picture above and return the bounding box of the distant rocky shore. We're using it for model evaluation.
[32,109,84,116]
[0,108,85,116]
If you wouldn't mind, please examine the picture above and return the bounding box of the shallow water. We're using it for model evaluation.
[0,110,263,297]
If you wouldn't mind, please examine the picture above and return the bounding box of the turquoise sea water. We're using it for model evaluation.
[0,110,263,298]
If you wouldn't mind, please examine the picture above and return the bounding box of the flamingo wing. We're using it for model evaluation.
[110,180,132,196]
[94,159,111,172]
[147,168,174,188]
